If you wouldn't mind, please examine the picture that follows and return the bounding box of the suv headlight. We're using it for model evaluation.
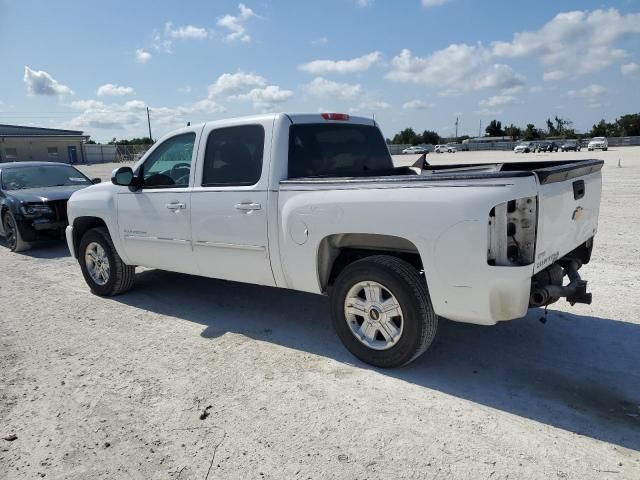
[20,204,53,216]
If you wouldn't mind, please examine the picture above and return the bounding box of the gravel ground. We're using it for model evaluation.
[1,148,639,479]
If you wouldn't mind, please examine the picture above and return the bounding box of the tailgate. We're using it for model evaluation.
[533,160,603,273]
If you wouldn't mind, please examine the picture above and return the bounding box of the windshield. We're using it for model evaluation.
[288,123,392,178]
[592,137,605,141]
[1,165,90,190]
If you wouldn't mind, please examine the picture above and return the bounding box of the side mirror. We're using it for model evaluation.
[111,166,134,186]
[92,178,102,184]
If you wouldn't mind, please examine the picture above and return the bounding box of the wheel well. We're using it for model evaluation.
[318,234,423,292]
[72,217,108,257]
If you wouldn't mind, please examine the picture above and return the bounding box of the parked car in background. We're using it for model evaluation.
[402,146,429,154]
[0,162,100,252]
[434,144,456,153]
[66,112,602,368]
[588,137,608,151]
[561,140,582,152]
[537,141,559,153]
[514,142,535,153]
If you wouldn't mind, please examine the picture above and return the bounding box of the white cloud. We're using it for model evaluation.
[217,3,256,42]
[311,37,328,46]
[24,66,74,96]
[402,99,434,110]
[386,46,525,94]
[300,51,381,75]
[97,83,134,97]
[304,77,363,100]
[63,97,225,133]
[492,9,640,80]
[621,62,639,76]
[479,95,517,108]
[567,84,607,99]
[230,85,293,112]
[165,22,209,40]
[350,99,391,114]
[354,0,374,7]
[135,49,152,63]
[208,71,267,97]
[530,85,544,93]
[474,108,503,116]
[422,0,451,7]
[69,100,106,110]
[176,99,226,114]
[501,85,524,95]
[178,85,192,94]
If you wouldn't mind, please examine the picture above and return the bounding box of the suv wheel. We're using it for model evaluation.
[78,227,135,296]
[330,255,438,368]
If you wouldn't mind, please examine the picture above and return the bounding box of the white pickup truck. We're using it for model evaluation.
[66,113,603,368]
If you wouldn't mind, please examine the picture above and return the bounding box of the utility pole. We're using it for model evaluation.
[455,116,459,139]
[146,107,153,142]
[478,120,482,138]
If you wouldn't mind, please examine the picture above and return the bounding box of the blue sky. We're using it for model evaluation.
[1,0,639,142]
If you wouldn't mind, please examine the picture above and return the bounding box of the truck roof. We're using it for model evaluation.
[194,112,377,129]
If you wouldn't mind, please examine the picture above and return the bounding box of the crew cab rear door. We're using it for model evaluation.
[533,160,603,273]
[190,121,276,286]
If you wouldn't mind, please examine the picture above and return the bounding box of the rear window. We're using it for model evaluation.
[288,123,392,179]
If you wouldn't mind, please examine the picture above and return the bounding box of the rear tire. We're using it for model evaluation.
[3,212,30,252]
[330,255,438,368]
[78,227,135,296]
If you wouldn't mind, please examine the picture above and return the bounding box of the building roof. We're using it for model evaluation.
[0,124,85,138]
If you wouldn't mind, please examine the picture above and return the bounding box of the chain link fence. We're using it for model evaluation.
[83,144,152,164]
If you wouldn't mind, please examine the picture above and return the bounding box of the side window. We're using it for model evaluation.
[202,125,264,186]
[140,133,195,188]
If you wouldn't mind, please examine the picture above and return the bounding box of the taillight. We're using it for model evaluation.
[321,113,350,121]
[487,196,537,266]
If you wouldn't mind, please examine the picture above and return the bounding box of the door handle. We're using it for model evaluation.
[166,202,186,210]
[235,202,262,212]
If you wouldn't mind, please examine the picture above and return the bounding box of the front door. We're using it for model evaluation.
[190,123,275,286]
[67,146,78,164]
[117,132,198,274]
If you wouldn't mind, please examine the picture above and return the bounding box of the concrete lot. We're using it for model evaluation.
[1,148,639,479]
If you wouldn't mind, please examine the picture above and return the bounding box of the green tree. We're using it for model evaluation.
[421,130,440,145]
[590,119,612,137]
[485,120,503,137]
[616,113,640,136]
[522,124,541,140]
[504,124,521,141]
[392,127,420,145]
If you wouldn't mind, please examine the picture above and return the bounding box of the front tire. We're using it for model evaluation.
[330,255,438,368]
[3,212,30,252]
[78,227,135,296]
